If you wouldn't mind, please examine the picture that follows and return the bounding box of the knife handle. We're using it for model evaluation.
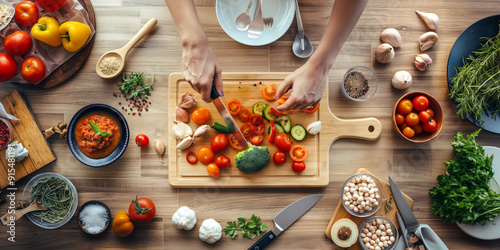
[211,85,220,100]
[248,230,277,250]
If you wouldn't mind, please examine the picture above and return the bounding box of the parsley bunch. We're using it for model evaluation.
[119,72,154,99]
[429,130,500,225]
[223,214,268,239]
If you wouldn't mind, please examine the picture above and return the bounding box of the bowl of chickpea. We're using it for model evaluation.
[341,173,383,217]
[358,216,399,250]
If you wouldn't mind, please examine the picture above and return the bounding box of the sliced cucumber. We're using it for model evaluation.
[290,124,307,141]
[252,101,267,116]
[262,105,279,121]
[267,123,285,135]
[275,114,291,134]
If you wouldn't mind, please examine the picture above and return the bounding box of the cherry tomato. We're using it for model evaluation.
[273,151,286,165]
[249,114,263,126]
[423,119,437,133]
[191,108,211,125]
[15,1,39,27]
[405,112,420,126]
[207,163,220,177]
[262,83,278,101]
[274,132,292,152]
[128,197,156,224]
[36,0,67,11]
[253,123,265,135]
[5,31,32,56]
[186,151,198,164]
[413,95,429,111]
[229,134,244,150]
[215,155,231,168]
[400,123,409,131]
[238,108,250,122]
[402,127,415,138]
[292,161,306,173]
[226,99,241,115]
[240,123,254,138]
[0,53,17,82]
[412,124,423,135]
[303,104,320,114]
[425,108,435,118]
[198,146,215,164]
[211,134,228,152]
[249,134,264,145]
[290,145,307,161]
[20,57,46,83]
[135,134,149,147]
[419,111,432,123]
[397,99,413,115]
[395,113,405,125]
[275,96,291,114]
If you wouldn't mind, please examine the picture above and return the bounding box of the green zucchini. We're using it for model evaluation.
[252,101,267,116]
[290,124,307,141]
[211,122,233,134]
[262,105,280,121]
[275,115,291,133]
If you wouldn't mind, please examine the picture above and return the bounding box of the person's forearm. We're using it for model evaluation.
[164,0,207,46]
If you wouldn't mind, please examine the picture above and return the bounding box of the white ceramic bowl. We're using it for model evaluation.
[0,0,15,31]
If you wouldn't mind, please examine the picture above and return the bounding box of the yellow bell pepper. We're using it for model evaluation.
[112,211,134,237]
[59,21,91,52]
[31,17,62,47]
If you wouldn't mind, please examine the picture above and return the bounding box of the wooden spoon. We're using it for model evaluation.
[0,197,47,225]
[96,18,158,79]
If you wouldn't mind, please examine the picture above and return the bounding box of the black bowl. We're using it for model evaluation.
[447,14,500,134]
[77,200,112,235]
[68,103,130,167]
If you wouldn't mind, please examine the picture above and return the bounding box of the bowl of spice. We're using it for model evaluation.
[358,216,399,250]
[342,66,378,101]
[0,0,14,31]
[341,173,383,218]
[77,200,111,235]
[0,117,13,149]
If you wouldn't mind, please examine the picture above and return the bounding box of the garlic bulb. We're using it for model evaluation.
[380,28,402,48]
[176,106,189,123]
[375,43,395,64]
[177,136,193,150]
[306,121,321,135]
[172,121,193,140]
[419,32,438,51]
[193,125,210,139]
[414,54,433,71]
[391,71,412,89]
[416,11,439,30]
[178,92,197,109]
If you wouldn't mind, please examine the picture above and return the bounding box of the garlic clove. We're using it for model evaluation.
[419,32,438,51]
[375,43,395,64]
[306,121,322,135]
[178,92,197,109]
[414,54,433,71]
[380,28,402,48]
[154,139,166,158]
[177,136,193,150]
[193,125,210,139]
[174,120,193,138]
[391,71,412,90]
[176,106,190,123]
[416,11,439,30]
[171,125,185,140]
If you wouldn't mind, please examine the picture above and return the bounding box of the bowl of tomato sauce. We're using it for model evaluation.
[67,104,129,167]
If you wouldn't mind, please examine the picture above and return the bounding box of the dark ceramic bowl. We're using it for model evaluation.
[77,200,112,235]
[68,104,129,167]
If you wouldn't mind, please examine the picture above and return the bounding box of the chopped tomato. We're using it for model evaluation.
[262,83,278,101]
[253,123,265,135]
[303,104,320,114]
[240,123,254,138]
[186,151,198,164]
[290,145,307,161]
[249,114,263,126]
[275,96,291,114]
[238,108,250,122]
[249,134,264,145]
[227,99,241,115]
[229,134,244,150]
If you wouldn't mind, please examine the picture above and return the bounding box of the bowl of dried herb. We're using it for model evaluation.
[342,66,378,101]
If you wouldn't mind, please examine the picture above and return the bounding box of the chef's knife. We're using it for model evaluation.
[210,85,248,149]
[248,194,324,250]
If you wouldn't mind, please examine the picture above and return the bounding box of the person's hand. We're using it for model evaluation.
[275,61,329,111]
[182,38,223,103]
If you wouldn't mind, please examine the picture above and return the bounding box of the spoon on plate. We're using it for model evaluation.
[0,197,47,225]
[235,0,254,31]
[292,0,313,58]
[96,18,158,79]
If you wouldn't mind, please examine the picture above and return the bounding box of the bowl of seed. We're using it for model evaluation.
[342,66,378,101]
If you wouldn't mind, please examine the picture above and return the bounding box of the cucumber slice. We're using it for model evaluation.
[275,115,291,133]
[252,101,267,115]
[262,105,279,121]
[290,124,307,141]
[268,123,285,134]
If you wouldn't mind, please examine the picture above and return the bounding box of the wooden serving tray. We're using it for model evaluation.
[168,73,382,188]
[324,168,414,249]
[0,91,56,189]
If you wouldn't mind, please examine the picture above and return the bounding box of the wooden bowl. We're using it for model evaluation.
[392,92,443,143]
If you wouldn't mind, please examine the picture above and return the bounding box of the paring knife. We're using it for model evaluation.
[210,86,248,149]
[248,194,324,250]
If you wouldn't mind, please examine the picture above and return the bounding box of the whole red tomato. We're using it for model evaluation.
[413,95,429,111]
[0,53,17,82]
[215,155,230,168]
[405,112,420,126]
[15,1,39,26]
[135,134,149,147]
[5,31,32,56]
[273,151,286,165]
[21,57,46,83]
[292,161,306,172]
[198,146,215,164]
[423,119,437,133]
[36,0,67,11]
[274,132,292,152]
[211,134,228,152]
[419,111,432,123]
[397,99,413,115]
[128,196,156,224]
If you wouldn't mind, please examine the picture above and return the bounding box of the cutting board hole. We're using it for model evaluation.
[368,125,375,132]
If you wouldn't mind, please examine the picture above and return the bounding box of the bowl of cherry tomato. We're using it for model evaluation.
[392,92,443,143]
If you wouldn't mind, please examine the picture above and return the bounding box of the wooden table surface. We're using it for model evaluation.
[1,0,500,249]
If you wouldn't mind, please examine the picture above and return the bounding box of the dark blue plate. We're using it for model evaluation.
[447,14,500,134]
[67,104,129,167]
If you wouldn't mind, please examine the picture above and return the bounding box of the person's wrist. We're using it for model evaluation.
[307,55,332,75]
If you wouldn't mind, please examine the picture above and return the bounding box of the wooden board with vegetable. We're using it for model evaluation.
[324,168,414,249]
[168,73,382,188]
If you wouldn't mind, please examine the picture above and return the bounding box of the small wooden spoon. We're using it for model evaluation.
[0,197,48,225]
[96,18,158,79]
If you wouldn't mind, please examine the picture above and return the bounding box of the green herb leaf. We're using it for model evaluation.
[99,131,112,138]
[88,122,101,133]
[119,72,154,100]
[223,215,268,240]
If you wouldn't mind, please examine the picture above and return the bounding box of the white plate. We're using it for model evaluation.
[456,146,500,240]
[216,0,295,46]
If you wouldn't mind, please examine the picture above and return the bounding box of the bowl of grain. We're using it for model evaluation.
[341,173,383,217]
[342,66,378,101]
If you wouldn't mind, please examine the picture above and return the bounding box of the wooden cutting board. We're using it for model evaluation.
[0,91,56,189]
[168,73,382,188]
[324,168,414,249]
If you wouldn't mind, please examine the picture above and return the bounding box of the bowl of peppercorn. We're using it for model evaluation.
[342,66,378,101]
[0,117,13,149]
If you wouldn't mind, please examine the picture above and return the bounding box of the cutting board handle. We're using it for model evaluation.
[326,116,382,142]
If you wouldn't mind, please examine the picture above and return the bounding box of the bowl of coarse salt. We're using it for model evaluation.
[77,200,111,235]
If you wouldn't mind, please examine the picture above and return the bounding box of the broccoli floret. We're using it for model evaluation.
[235,143,271,173]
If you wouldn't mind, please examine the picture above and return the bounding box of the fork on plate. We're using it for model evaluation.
[263,17,273,30]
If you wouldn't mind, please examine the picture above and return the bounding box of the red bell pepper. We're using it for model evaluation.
[268,120,277,143]
[270,107,282,117]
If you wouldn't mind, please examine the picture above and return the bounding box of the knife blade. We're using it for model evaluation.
[248,194,324,250]
[389,177,420,234]
[210,85,248,149]
[396,212,411,250]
